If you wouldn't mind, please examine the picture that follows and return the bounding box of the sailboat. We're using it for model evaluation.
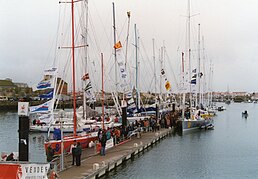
[177,0,214,132]
[43,0,99,155]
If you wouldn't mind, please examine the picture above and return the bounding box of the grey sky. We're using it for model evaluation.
[1,0,258,92]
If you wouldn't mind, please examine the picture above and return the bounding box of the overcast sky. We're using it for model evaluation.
[1,0,258,93]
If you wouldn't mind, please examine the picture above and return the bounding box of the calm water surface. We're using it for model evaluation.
[1,103,258,178]
[0,111,47,163]
[105,103,258,179]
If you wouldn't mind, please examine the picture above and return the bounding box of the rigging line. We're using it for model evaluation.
[59,3,71,47]
[138,39,156,92]
[117,17,128,41]
[88,14,101,54]
[90,0,112,51]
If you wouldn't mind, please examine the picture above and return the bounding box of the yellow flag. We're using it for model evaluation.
[114,41,122,49]
[165,81,171,91]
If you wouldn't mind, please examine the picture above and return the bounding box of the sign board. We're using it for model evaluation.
[20,163,50,179]
[18,102,29,116]
[121,100,127,108]
[106,137,114,150]
[0,163,49,179]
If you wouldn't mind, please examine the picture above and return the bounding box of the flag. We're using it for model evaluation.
[165,81,171,91]
[29,100,53,114]
[161,69,165,75]
[191,79,196,84]
[84,81,92,91]
[82,73,89,81]
[39,89,54,99]
[126,91,133,99]
[192,68,196,73]
[114,41,122,49]
[36,78,54,90]
[127,11,131,17]
[44,67,57,76]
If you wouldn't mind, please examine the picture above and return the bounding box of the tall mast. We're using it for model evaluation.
[187,0,192,113]
[125,12,131,69]
[83,0,89,119]
[181,52,185,120]
[160,47,164,103]
[101,53,104,129]
[201,36,206,105]
[153,38,157,99]
[112,2,118,92]
[135,24,139,109]
[71,0,77,136]
[198,23,201,107]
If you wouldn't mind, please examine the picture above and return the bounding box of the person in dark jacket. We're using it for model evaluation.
[70,140,77,165]
[46,144,54,162]
[100,131,107,156]
[6,153,15,161]
[75,142,82,166]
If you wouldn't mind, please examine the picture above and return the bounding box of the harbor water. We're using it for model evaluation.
[1,103,258,178]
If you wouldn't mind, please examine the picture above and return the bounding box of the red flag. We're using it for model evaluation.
[82,73,89,81]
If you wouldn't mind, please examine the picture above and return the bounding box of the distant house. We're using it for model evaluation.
[14,83,28,88]
[0,79,16,97]
[57,78,68,95]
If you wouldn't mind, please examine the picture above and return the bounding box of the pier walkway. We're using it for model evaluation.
[57,128,172,179]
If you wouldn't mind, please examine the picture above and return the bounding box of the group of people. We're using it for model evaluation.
[46,141,82,167]
[44,112,179,167]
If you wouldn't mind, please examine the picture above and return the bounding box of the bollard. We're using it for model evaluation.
[102,161,106,166]
[137,132,141,139]
[140,141,143,146]
[93,163,100,170]
[155,132,159,137]
[134,143,138,147]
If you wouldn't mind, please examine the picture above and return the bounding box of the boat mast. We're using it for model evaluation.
[160,47,163,103]
[112,2,118,92]
[124,11,131,101]
[197,23,201,107]
[83,0,89,119]
[71,0,77,137]
[187,0,193,115]
[125,12,131,69]
[201,36,206,106]
[181,52,185,119]
[101,53,104,129]
[153,38,157,100]
[135,24,140,109]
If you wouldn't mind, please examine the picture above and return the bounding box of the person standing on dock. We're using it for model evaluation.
[100,131,107,156]
[46,144,54,162]
[70,140,77,165]
[75,142,82,166]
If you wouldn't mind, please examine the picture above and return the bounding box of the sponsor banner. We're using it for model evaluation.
[20,163,50,179]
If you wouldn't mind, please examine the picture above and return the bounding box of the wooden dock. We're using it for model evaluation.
[57,128,173,179]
